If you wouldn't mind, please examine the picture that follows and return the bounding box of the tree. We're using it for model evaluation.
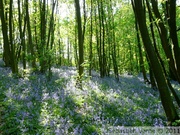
[166,0,180,81]
[0,0,18,74]
[0,0,11,67]
[150,0,180,83]
[25,0,36,69]
[74,0,84,87]
[39,0,47,73]
[96,0,108,78]
[107,0,119,80]
[131,0,179,124]
[132,2,149,83]
[18,0,26,69]
[88,0,93,76]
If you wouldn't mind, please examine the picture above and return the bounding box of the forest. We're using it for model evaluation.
[0,0,180,134]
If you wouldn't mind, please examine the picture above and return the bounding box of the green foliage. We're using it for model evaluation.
[0,97,21,135]
[1,0,180,134]
[100,82,109,91]
[172,120,180,126]
[1,65,178,134]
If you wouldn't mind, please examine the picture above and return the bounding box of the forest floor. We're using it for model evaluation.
[0,61,180,134]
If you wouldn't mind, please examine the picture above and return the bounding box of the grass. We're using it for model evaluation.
[0,65,180,134]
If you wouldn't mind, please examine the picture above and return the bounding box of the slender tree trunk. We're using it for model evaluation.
[18,0,26,69]
[82,0,87,45]
[132,0,149,82]
[74,0,84,88]
[106,0,119,80]
[58,37,62,66]
[149,67,157,90]
[25,0,36,69]
[132,0,179,124]
[9,0,18,73]
[112,22,119,80]
[100,0,107,77]
[167,0,180,81]
[89,0,93,76]
[132,6,149,83]
[151,0,180,83]
[97,0,103,77]
[46,0,56,49]
[0,0,11,67]
[67,37,71,66]
[95,7,102,77]
[40,0,47,73]
[48,0,56,80]
[147,0,180,106]
[74,24,79,67]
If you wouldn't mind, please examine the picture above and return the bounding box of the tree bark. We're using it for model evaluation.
[132,0,179,124]
[0,0,11,67]
[151,0,180,83]
[9,0,18,73]
[25,0,36,68]
[89,0,93,76]
[40,0,47,73]
[167,0,180,82]
[132,0,149,83]
[18,0,26,69]
[74,0,84,87]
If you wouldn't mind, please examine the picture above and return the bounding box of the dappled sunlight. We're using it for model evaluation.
[1,66,180,134]
[0,0,180,133]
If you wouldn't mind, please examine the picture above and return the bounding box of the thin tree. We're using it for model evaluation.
[131,0,179,125]
[0,0,11,67]
[18,0,26,69]
[74,0,84,87]
[40,0,47,73]
[89,0,93,76]
[10,0,19,73]
[166,0,180,81]
[132,2,149,83]
[150,0,180,83]
[26,0,36,69]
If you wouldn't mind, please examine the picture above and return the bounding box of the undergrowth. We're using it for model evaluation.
[0,66,180,134]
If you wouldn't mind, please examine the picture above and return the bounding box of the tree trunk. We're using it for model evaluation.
[74,24,79,67]
[18,0,26,70]
[167,0,180,82]
[40,0,47,73]
[132,0,149,83]
[9,0,18,73]
[148,0,180,107]
[151,0,180,83]
[89,0,93,76]
[74,0,84,87]
[0,0,11,67]
[132,0,179,124]
[25,0,36,69]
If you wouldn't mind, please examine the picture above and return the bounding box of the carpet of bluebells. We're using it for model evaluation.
[0,62,180,134]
